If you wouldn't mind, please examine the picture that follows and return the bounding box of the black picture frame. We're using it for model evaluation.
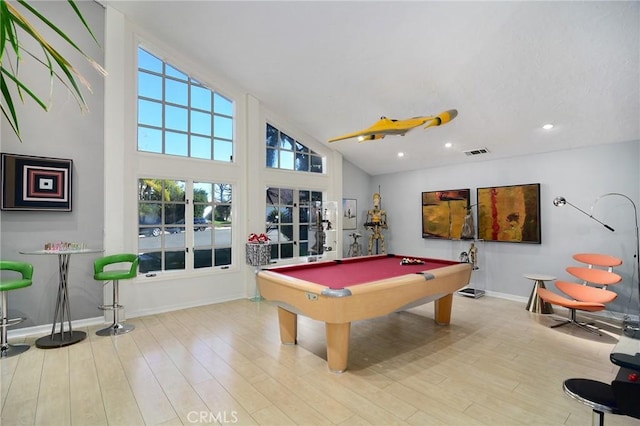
[1,153,73,211]
[476,183,541,243]
[421,189,471,240]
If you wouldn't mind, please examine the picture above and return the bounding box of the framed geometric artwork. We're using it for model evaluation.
[421,188,471,240]
[477,183,541,244]
[1,153,73,211]
[343,198,357,230]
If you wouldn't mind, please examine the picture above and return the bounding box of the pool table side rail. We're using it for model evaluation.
[256,262,472,324]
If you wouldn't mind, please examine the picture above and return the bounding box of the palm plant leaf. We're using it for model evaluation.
[0,1,19,60]
[1,66,47,109]
[0,0,103,142]
[19,45,92,107]
[0,72,21,135]
[18,0,99,46]
[7,2,89,101]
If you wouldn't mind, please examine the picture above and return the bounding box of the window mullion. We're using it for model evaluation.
[185,182,194,270]
[293,190,300,257]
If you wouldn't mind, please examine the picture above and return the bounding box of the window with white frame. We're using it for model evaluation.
[138,179,232,273]
[266,187,324,260]
[266,123,323,173]
[137,47,234,161]
[136,45,235,274]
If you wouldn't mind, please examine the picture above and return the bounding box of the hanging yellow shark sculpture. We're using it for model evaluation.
[328,109,458,143]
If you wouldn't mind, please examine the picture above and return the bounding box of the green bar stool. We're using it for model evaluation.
[0,260,34,357]
[93,254,138,336]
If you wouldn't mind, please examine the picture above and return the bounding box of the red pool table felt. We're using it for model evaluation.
[268,254,459,289]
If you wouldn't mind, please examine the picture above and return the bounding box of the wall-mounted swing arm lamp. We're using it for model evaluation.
[553,194,640,339]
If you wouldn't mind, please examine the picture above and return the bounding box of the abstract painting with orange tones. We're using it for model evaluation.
[477,183,541,243]
[422,189,471,240]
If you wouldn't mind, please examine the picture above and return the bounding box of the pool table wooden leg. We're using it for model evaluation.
[277,307,297,344]
[434,293,454,325]
[325,322,350,373]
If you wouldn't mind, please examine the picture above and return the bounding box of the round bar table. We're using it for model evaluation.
[523,273,555,314]
[20,248,102,348]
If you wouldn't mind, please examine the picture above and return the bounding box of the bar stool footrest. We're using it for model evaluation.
[1,316,27,328]
[0,343,30,358]
[98,304,123,311]
[96,322,135,336]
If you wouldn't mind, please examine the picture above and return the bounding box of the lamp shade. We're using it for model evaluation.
[553,196,567,207]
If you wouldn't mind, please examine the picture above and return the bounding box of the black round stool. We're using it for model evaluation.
[563,378,619,426]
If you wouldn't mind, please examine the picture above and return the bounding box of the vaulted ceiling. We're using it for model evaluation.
[107,1,640,176]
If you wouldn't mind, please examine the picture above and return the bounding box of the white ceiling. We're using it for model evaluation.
[106,1,640,176]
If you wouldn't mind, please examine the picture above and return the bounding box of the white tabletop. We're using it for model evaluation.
[523,273,556,281]
[20,248,103,255]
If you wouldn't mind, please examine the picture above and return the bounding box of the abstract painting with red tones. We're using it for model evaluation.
[477,183,540,243]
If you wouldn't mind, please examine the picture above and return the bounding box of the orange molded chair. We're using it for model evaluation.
[573,253,623,272]
[555,282,618,304]
[555,267,621,305]
[566,266,622,288]
[537,255,623,335]
[536,287,609,334]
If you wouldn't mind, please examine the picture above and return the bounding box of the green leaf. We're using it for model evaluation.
[0,0,103,141]
[1,66,49,110]
[65,0,99,45]
[15,0,104,76]
[0,72,22,140]
[0,2,8,61]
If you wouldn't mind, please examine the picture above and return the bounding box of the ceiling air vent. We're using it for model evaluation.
[463,148,490,156]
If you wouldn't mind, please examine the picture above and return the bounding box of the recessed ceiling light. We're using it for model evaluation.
[542,123,554,130]
[397,152,404,158]
[445,142,453,148]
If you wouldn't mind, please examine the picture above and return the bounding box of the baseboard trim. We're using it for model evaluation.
[8,294,245,340]
[9,292,635,340]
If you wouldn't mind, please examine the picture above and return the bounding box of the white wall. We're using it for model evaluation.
[371,140,640,319]
[341,159,372,257]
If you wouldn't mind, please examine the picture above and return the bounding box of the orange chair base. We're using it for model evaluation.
[549,307,602,335]
[537,288,605,335]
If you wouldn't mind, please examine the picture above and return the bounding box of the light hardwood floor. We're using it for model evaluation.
[1,295,639,425]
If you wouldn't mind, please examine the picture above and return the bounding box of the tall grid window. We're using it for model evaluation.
[138,179,233,273]
[137,47,234,162]
[266,187,323,259]
[266,124,323,173]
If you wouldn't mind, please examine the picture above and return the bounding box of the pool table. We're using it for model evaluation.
[256,254,473,372]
